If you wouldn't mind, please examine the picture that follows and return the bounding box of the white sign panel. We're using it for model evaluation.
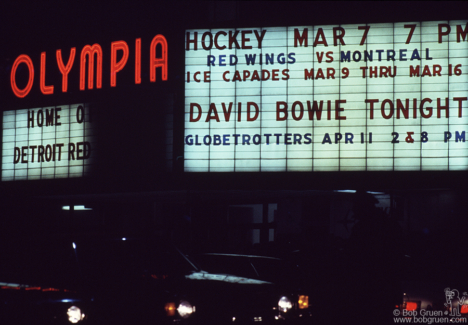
[184,21,468,172]
[2,103,95,180]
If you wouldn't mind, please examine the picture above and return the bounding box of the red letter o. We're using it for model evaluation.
[11,55,34,98]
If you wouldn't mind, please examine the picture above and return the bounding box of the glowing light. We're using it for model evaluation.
[110,41,129,87]
[80,44,103,90]
[150,35,168,82]
[405,302,417,311]
[25,287,41,291]
[298,295,309,309]
[61,299,79,303]
[278,296,293,312]
[185,22,468,173]
[74,205,92,211]
[40,52,54,94]
[11,54,34,98]
[135,38,141,84]
[56,48,76,92]
[461,304,468,314]
[43,288,60,292]
[177,300,194,318]
[62,206,92,211]
[165,302,176,316]
[72,242,76,249]
[67,306,85,323]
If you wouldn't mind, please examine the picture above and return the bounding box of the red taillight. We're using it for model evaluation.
[406,302,417,311]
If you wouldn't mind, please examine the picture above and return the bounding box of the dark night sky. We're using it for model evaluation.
[2,1,466,60]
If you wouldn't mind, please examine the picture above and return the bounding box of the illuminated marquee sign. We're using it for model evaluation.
[10,35,168,98]
[184,21,468,172]
[2,104,95,181]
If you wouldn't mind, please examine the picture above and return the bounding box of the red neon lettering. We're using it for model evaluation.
[56,48,76,93]
[150,35,168,82]
[40,52,54,95]
[135,38,141,84]
[80,44,103,90]
[11,54,34,98]
[110,41,129,87]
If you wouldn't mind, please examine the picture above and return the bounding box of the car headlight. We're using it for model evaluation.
[278,296,293,312]
[177,300,195,319]
[67,306,85,323]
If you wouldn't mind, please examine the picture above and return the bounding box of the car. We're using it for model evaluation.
[0,237,93,325]
[188,252,313,323]
[1,236,312,324]
[0,281,91,324]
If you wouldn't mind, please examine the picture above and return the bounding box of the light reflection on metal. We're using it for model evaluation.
[0,282,71,293]
[186,271,271,285]
[1,286,20,290]
[0,282,21,287]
